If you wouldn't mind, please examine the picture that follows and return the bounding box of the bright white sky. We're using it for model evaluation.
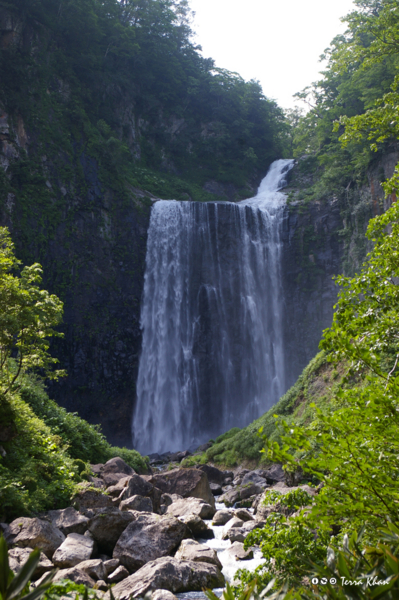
[189,0,357,110]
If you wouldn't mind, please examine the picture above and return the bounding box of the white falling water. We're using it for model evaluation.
[133,159,294,455]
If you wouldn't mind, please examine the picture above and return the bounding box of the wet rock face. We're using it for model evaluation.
[280,199,343,388]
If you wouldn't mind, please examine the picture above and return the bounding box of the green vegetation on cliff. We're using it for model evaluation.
[0,0,288,199]
[287,0,399,274]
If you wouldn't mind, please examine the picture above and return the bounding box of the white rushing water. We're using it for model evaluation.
[176,502,266,600]
[133,159,294,454]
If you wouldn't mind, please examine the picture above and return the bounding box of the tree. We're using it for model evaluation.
[0,227,64,398]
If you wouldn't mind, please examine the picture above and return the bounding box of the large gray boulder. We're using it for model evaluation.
[222,541,254,561]
[263,464,285,484]
[242,471,268,488]
[107,474,152,499]
[107,565,129,583]
[5,518,65,558]
[113,513,188,573]
[233,508,254,522]
[196,465,225,485]
[105,557,224,598]
[88,507,136,555]
[119,495,153,512]
[166,497,215,520]
[178,514,214,539]
[149,469,215,508]
[221,517,244,540]
[223,520,265,543]
[175,539,222,570]
[71,487,113,512]
[77,559,106,581]
[101,457,136,487]
[212,510,232,526]
[8,548,53,578]
[46,566,96,587]
[47,507,89,535]
[52,533,94,568]
[104,558,120,576]
[151,591,178,600]
[219,488,240,507]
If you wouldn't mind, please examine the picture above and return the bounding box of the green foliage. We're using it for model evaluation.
[0,0,289,205]
[202,352,338,466]
[237,513,330,591]
[0,227,64,396]
[0,535,55,600]
[0,392,82,520]
[44,580,100,600]
[18,376,148,471]
[261,490,282,506]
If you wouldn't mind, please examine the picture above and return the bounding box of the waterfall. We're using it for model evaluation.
[133,159,294,455]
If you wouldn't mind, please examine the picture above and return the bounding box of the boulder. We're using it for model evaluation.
[52,533,94,568]
[241,471,268,488]
[120,495,153,513]
[196,465,225,485]
[223,520,265,543]
[113,513,188,573]
[91,478,106,489]
[104,558,120,576]
[160,494,183,508]
[108,475,154,504]
[8,547,53,578]
[107,565,130,583]
[88,507,135,555]
[47,507,89,535]
[222,541,254,561]
[91,464,105,477]
[5,517,65,558]
[240,482,264,500]
[44,566,95,587]
[104,556,224,598]
[149,487,163,514]
[175,539,222,570]
[212,510,232,526]
[221,517,244,540]
[166,497,215,520]
[151,591,178,600]
[233,508,254,522]
[77,559,106,581]
[219,488,240,507]
[149,469,214,508]
[71,487,113,512]
[209,483,222,496]
[101,457,136,487]
[96,580,108,591]
[169,451,190,463]
[178,514,214,539]
[263,464,285,484]
[233,470,249,486]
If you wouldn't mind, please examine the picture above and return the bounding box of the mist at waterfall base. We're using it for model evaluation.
[133,159,295,455]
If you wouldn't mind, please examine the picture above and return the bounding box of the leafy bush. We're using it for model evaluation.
[18,376,148,472]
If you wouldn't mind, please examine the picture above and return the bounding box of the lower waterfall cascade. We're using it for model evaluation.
[133,158,295,455]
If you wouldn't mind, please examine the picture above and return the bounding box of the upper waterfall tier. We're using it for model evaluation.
[133,159,294,455]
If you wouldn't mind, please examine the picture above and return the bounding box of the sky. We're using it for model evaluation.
[189,0,357,110]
